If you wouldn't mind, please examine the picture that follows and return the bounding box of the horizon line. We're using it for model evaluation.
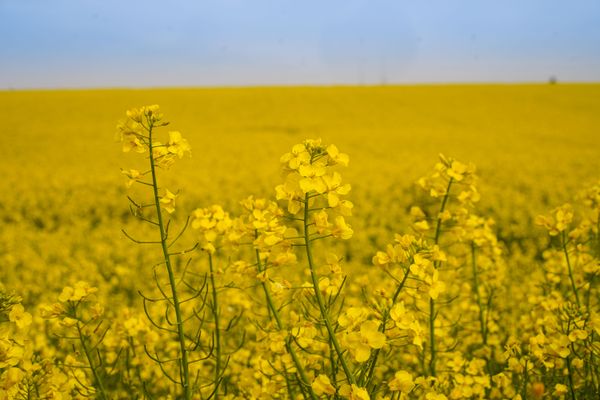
[2,80,600,93]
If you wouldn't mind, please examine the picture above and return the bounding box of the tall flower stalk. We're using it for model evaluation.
[275,139,356,387]
[239,196,319,398]
[118,105,193,399]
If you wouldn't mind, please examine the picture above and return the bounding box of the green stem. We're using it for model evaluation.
[562,231,581,309]
[365,269,410,392]
[434,178,454,244]
[303,193,356,385]
[329,347,338,387]
[521,359,529,400]
[566,351,577,400]
[428,298,436,377]
[208,254,222,399]
[147,121,191,400]
[254,231,317,400]
[286,339,315,400]
[565,319,578,400]
[585,275,595,319]
[589,331,599,394]
[254,233,282,328]
[471,243,495,397]
[596,217,600,259]
[76,322,108,400]
[470,243,487,345]
[284,372,296,400]
[428,177,453,377]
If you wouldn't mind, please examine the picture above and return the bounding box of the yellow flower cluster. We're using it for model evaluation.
[239,196,297,266]
[0,290,70,399]
[417,154,478,201]
[340,319,386,362]
[535,204,574,236]
[118,105,190,169]
[191,204,234,253]
[276,139,354,240]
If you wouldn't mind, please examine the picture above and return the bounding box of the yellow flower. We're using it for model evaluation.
[40,303,66,319]
[338,307,371,330]
[167,131,191,158]
[535,204,573,236]
[410,206,426,219]
[339,384,370,400]
[312,374,336,396]
[58,281,97,303]
[458,186,480,204]
[338,199,354,216]
[413,220,430,233]
[159,189,177,214]
[64,354,81,367]
[425,392,447,400]
[152,141,176,169]
[292,324,318,348]
[322,172,351,207]
[191,205,234,253]
[118,107,169,153]
[548,334,571,358]
[275,184,303,215]
[314,210,330,234]
[409,321,426,348]
[123,316,147,337]
[90,303,105,320]
[277,140,351,223]
[372,250,392,267]
[390,302,411,326]
[281,143,311,170]
[0,338,24,368]
[428,269,446,300]
[447,160,468,181]
[60,317,79,328]
[332,216,353,240]
[126,107,144,122]
[299,176,327,194]
[121,131,146,153]
[326,144,349,166]
[568,329,588,342]
[1,367,24,390]
[267,332,286,354]
[8,304,32,330]
[409,253,431,279]
[121,168,142,188]
[299,163,326,178]
[388,370,415,393]
[554,384,568,396]
[344,320,386,362]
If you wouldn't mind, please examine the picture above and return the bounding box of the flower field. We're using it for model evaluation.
[0,84,599,399]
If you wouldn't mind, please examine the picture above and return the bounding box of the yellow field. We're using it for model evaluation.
[0,85,599,399]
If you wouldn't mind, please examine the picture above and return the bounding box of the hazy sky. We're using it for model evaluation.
[1,0,600,88]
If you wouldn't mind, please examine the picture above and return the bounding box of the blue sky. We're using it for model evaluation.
[1,0,599,88]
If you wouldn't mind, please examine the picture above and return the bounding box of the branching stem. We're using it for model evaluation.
[147,120,191,400]
[429,177,453,377]
[303,192,356,385]
[253,231,317,400]
[208,253,222,399]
